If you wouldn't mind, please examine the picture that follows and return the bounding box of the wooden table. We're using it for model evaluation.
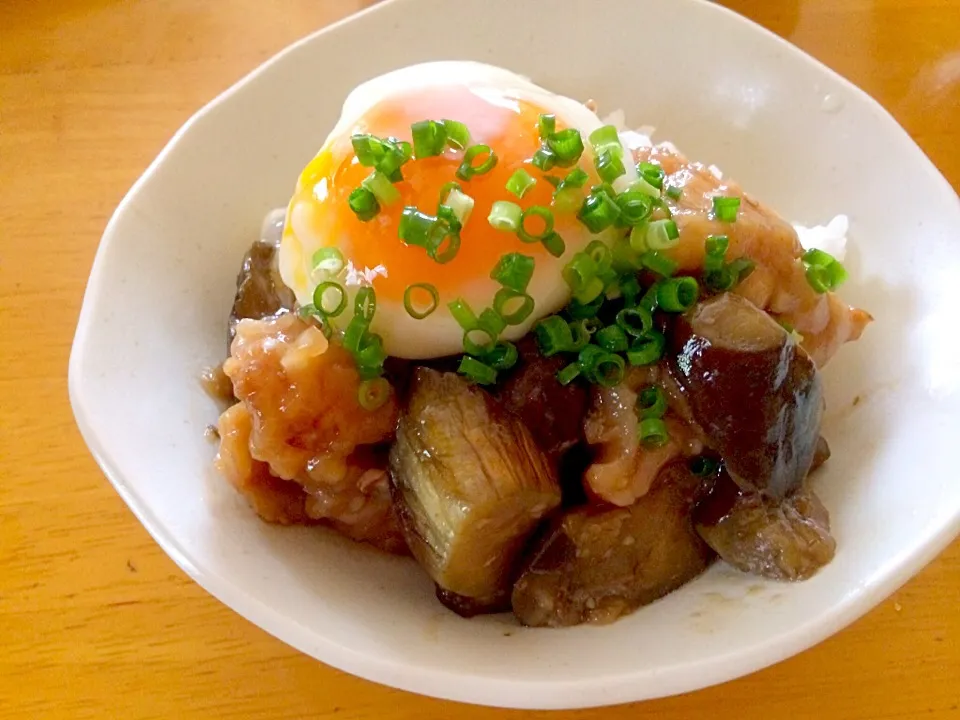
[1,1,957,717]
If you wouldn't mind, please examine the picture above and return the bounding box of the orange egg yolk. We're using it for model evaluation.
[295,87,565,301]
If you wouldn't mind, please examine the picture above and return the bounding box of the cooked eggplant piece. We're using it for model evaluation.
[495,337,589,464]
[229,237,296,341]
[435,585,512,618]
[668,293,823,498]
[695,473,835,580]
[389,368,561,607]
[511,463,715,627]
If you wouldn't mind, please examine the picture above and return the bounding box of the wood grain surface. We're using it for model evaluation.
[1,1,958,718]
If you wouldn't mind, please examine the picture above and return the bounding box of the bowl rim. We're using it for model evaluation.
[69,0,960,708]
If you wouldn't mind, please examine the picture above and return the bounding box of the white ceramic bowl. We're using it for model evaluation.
[70,0,960,708]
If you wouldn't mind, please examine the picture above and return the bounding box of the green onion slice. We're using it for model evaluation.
[541,232,566,258]
[690,455,721,477]
[546,128,585,167]
[567,320,591,350]
[532,147,557,171]
[490,252,535,292]
[312,281,347,318]
[595,324,629,353]
[488,200,522,231]
[362,170,401,205]
[463,326,497,356]
[588,125,622,157]
[556,362,581,386]
[312,247,345,274]
[518,206,554,243]
[399,207,435,247]
[411,120,447,158]
[712,195,741,223]
[640,251,679,277]
[447,297,478,330]
[617,190,654,226]
[506,168,537,198]
[478,307,507,338]
[578,187,621,233]
[441,119,471,149]
[666,185,683,200]
[616,307,653,337]
[646,219,680,250]
[538,113,557,139]
[354,286,377,322]
[342,314,369,354]
[656,277,699,312]
[493,287,535,325]
[535,316,574,356]
[626,330,665,365]
[348,186,380,222]
[458,355,497,385]
[567,294,603,319]
[638,161,665,189]
[483,341,519,371]
[638,417,669,446]
[443,187,475,226]
[595,150,626,183]
[456,144,497,180]
[637,386,667,419]
[403,283,440,319]
[579,345,625,387]
[357,377,391,411]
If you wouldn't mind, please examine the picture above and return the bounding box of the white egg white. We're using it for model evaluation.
[279,61,638,359]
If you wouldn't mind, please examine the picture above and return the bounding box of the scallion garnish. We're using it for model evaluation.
[637,386,667,419]
[646,218,680,250]
[399,207,435,247]
[595,150,626,183]
[595,324,629,353]
[354,286,377,322]
[617,190,655,226]
[802,249,847,293]
[342,314,368,354]
[567,294,604,319]
[638,417,669,446]
[403,283,439,319]
[458,355,497,385]
[506,169,537,198]
[546,128,585,167]
[640,251,679,277]
[712,195,741,222]
[456,144,497,180]
[666,185,683,201]
[578,345,625,387]
[567,320,591,350]
[478,307,507,338]
[542,232,566,258]
[441,119,471,149]
[535,316,575,356]
[483,341,519,371]
[488,200,522,232]
[690,456,721,477]
[616,307,653,337]
[362,170,400,205]
[311,247,345,274]
[577,187,621,233]
[562,252,604,304]
[348,186,380,222]
[638,161,665,189]
[588,124,622,157]
[312,281,347,318]
[656,276,699,312]
[357,377,391,411]
[704,235,729,271]
[556,362,581,386]
[518,206,554,243]
[447,297,478,330]
[493,287,535,325]
[626,330,665,366]
[355,332,387,373]
[538,114,557,138]
[532,147,557,171]
[463,326,497,356]
[490,252,535,292]
[411,119,447,158]
[443,187,475,226]
[620,274,642,306]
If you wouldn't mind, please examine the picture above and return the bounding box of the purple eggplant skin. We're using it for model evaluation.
[229,239,296,341]
[695,471,836,581]
[511,462,715,628]
[668,293,824,499]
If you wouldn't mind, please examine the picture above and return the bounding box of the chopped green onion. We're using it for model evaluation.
[443,188,475,226]
[478,307,507,338]
[354,287,377,322]
[356,331,386,370]
[506,169,536,198]
[595,150,626,183]
[802,249,848,293]
[727,257,756,283]
[562,252,603,304]
[595,324,629,352]
[490,252,535,292]
[639,283,660,313]
[638,417,669,446]
[488,200,523,231]
[312,281,347,317]
[542,232,566,257]
[567,319,591,350]
[561,167,590,188]
[646,219,680,250]
[518,206,554,243]
[535,316,574,356]
[585,240,613,272]
[447,297,478,330]
[666,185,683,201]
[557,362,581,386]
[627,177,662,199]
[704,235,729,272]
[690,455,721,477]
[629,223,649,253]
[627,330,665,365]
[620,274,642,306]
[538,114,557,139]
[458,355,497,385]
[403,283,439,319]
[616,307,653,337]
[348,187,380,222]
[352,134,389,166]
[428,223,461,264]
[441,119,471,149]
[578,345,625,387]
[493,287,535,325]
[483,341,519,371]
[637,386,667,419]
[578,188,621,233]
[399,207,435,247]
[656,277,699,312]
[553,187,583,213]
[641,251,679,277]
[543,174,562,188]
[712,196,741,222]
[567,295,604,319]
[638,161,665,189]
[531,147,557,171]
[312,247,345,274]
[438,181,462,204]
[616,190,654,226]
[411,119,447,158]
[583,317,604,334]
[457,144,497,180]
[463,327,497,356]
[588,124,622,157]
[362,170,400,205]
[546,128,585,167]
[358,377,391,411]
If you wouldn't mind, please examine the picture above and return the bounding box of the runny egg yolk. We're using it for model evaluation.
[290,86,563,302]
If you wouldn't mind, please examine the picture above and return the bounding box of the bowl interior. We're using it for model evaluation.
[70,0,960,708]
